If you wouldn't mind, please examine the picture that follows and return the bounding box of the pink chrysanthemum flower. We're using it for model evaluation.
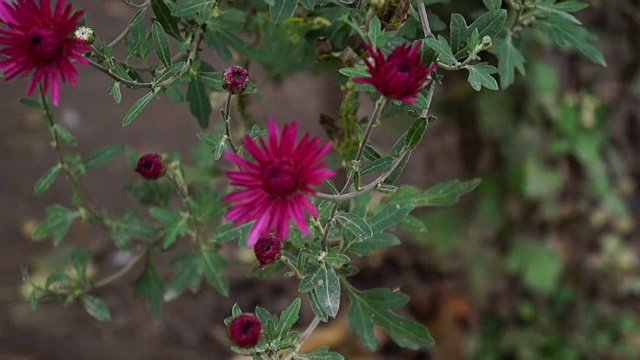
[228,314,261,348]
[0,0,90,106]
[353,41,437,104]
[223,118,335,248]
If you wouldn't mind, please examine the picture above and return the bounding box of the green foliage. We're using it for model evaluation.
[32,205,79,246]
[135,259,164,321]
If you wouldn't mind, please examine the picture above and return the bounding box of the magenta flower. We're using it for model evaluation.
[228,314,261,348]
[0,0,90,106]
[135,153,165,180]
[353,41,437,104]
[223,118,335,248]
[222,65,249,95]
[253,234,282,268]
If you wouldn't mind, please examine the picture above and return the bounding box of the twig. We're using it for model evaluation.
[223,93,238,153]
[418,2,431,38]
[283,316,322,360]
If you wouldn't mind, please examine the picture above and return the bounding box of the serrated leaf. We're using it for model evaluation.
[171,0,210,19]
[151,21,171,67]
[294,347,344,360]
[201,250,229,296]
[34,164,61,195]
[151,0,182,39]
[82,144,126,171]
[210,222,252,243]
[415,178,481,207]
[335,212,372,239]
[537,14,606,66]
[347,286,434,350]
[123,91,156,126]
[270,0,297,24]
[107,81,122,103]
[276,298,301,339]
[164,253,203,301]
[491,35,526,88]
[368,201,414,233]
[135,260,164,321]
[32,205,79,245]
[424,36,457,66]
[405,117,428,150]
[149,208,187,249]
[535,0,582,25]
[316,263,340,318]
[467,63,499,91]
[81,295,112,321]
[187,78,211,129]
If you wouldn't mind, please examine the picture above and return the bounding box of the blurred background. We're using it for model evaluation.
[1,0,640,359]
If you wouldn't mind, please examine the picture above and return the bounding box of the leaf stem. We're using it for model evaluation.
[223,92,238,153]
[283,316,322,360]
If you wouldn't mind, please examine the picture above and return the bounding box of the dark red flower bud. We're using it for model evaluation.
[222,66,249,95]
[253,235,282,268]
[228,314,261,348]
[135,153,165,180]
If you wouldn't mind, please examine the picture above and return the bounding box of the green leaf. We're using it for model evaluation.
[405,117,428,150]
[537,13,606,66]
[81,295,112,321]
[149,208,187,249]
[134,260,164,321]
[449,13,469,57]
[34,164,61,195]
[491,35,526,88]
[506,239,562,293]
[276,298,301,339]
[201,250,229,296]
[153,61,185,87]
[383,151,410,185]
[197,132,227,160]
[360,156,394,176]
[368,201,414,233]
[467,63,499,91]
[270,0,297,24]
[294,347,344,360]
[82,144,126,171]
[307,290,328,322]
[349,233,400,256]
[467,9,507,45]
[71,247,91,278]
[415,178,481,207]
[346,286,434,350]
[298,0,316,10]
[187,78,211,129]
[369,16,381,47]
[151,0,182,39]
[534,0,582,25]
[32,205,79,245]
[107,81,122,104]
[123,91,156,126]
[196,71,223,91]
[53,124,77,146]
[338,66,369,78]
[315,262,340,318]
[424,36,457,66]
[210,222,252,244]
[110,212,158,251]
[483,0,502,10]
[19,98,42,108]
[171,0,211,19]
[151,21,171,67]
[335,212,373,239]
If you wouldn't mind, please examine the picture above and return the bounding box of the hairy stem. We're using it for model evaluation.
[223,92,238,153]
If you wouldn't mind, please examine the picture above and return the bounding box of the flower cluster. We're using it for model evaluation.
[0,0,90,105]
[223,119,335,248]
[354,41,437,104]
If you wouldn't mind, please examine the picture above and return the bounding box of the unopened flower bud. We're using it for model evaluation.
[228,314,261,348]
[222,66,249,95]
[135,153,165,180]
[74,26,95,45]
[481,35,492,49]
[253,234,282,268]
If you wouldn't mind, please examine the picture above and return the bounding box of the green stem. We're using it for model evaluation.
[223,92,238,153]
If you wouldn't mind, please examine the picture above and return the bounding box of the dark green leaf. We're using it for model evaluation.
[360,156,394,176]
[363,145,382,161]
[71,247,91,278]
[210,222,252,243]
[171,0,210,19]
[197,132,227,160]
[19,98,42,108]
[164,253,203,301]
[81,295,112,321]
[110,211,159,250]
[449,13,468,57]
[338,66,369,78]
[34,164,61,195]
[467,9,506,46]
[123,91,156,126]
[405,117,428,150]
[491,35,526,88]
[382,151,410,185]
[368,201,414,233]
[151,21,171,67]
[187,78,211,129]
[196,71,223,91]
[201,250,229,296]
[415,178,481,207]
[316,263,340,318]
[134,260,164,321]
[82,144,126,171]
[349,233,401,256]
[483,0,502,10]
[270,0,297,24]
[149,208,187,249]
[298,0,316,10]
[276,298,301,339]
[424,36,457,66]
[32,205,79,246]
[537,14,606,66]
[307,289,328,322]
[347,286,434,350]
[335,211,372,239]
[152,61,185,86]
[466,63,499,91]
[151,0,182,39]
